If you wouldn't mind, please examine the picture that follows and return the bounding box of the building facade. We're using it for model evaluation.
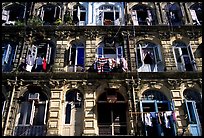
[2,2,202,136]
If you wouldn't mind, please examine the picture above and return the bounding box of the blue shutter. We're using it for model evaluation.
[65,103,71,124]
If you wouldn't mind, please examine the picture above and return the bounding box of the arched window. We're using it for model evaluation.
[136,41,164,72]
[37,4,61,25]
[2,3,25,25]
[131,4,156,25]
[97,90,127,135]
[24,41,54,72]
[64,90,83,124]
[165,3,183,26]
[189,3,202,25]
[140,90,176,136]
[65,41,85,72]
[14,86,48,136]
[73,4,86,26]
[2,41,17,72]
[172,40,196,71]
[96,5,120,26]
[183,89,202,136]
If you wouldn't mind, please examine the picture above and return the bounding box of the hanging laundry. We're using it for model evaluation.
[150,112,157,118]
[144,113,153,127]
[25,55,35,72]
[172,111,177,121]
[43,58,47,71]
[164,112,171,128]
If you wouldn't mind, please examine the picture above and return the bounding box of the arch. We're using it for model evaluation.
[172,39,196,71]
[142,89,168,101]
[183,88,202,102]
[189,3,202,25]
[136,40,164,72]
[19,84,51,100]
[164,2,183,26]
[2,2,25,25]
[97,88,128,135]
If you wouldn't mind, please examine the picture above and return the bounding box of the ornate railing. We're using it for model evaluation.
[13,125,46,136]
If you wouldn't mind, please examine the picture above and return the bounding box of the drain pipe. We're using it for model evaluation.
[3,76,17,136]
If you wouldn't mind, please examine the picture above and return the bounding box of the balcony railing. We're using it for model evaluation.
[13,125,46,136]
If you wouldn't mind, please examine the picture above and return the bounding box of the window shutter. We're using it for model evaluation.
[2,101,6,116]
[190,10,198,21]
[29,100,35,125]
[77,6,80,21]
[4,44,12,64]
[18,102,27,125]
[43,100,48,124]
[139,44,144,65]
[54,7,57,18]
[131,10,138,25]
[147,10,152,21]
[46,44,51,64]
[174,47,182,63]
[116,46,123,59]
[2,9,10,22]
[12,45,18,63]
[65,103,71,124]
[97,47,103,58]
[41,7,44,21]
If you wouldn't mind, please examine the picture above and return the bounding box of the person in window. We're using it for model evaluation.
[144,51,154,64]
[35,55,43,72]
[42,57,47,72]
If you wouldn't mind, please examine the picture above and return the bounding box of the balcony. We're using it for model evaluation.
[13,125,46,136]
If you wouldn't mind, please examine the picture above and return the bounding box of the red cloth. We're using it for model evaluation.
[43,59,47,71]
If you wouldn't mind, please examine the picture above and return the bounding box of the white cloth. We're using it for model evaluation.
[26,64,33,72]
[144,113,152,127]
[164,112,171,128]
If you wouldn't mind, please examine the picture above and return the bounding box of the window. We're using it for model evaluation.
[66,42,85,72]
[189,3,202,25]
[2,43,17,72]
[64,90,83,124]
[17,93,48,126]
[131,4,155,26]
[73,4,86,26]
[165,3,183,26]
[140,90,176,136]
[172,41,196,71]
[136,41,164,72]
[2,3,25,25]
[96,5,120,26]
[37,4,60,25]
[24,43,53,72]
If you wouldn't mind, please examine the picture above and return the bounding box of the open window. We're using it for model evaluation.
[131,4,155,26]
[24,42,54,72]
[165,3,183,26]
[136,41,164,72]
[2,42,17,72]
[2,3,25,25]
[65,42,85,72]
[183,89,202,136]
[172,41,196,72]
[97,90,127,135]
[139,90,176,136]
[96,5,120,26]
[73,4,86,26]
[14,87,48,136]
[37,4,61,25]
[189,3,202,26]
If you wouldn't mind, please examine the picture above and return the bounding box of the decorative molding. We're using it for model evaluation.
[167,79,183,88]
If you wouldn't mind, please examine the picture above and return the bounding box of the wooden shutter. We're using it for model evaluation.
[43,100,48,124]
[131,10,138,25]
[2,9,10,22]
[46,44,51,64]
[190,10,198,21]
[29,100,35,125]
[116,46,123,59]
[97,47,103,58]
[4,44,12,64]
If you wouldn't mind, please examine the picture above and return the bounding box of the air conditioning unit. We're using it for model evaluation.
[28,93,40,101]
[76,92,82,101]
